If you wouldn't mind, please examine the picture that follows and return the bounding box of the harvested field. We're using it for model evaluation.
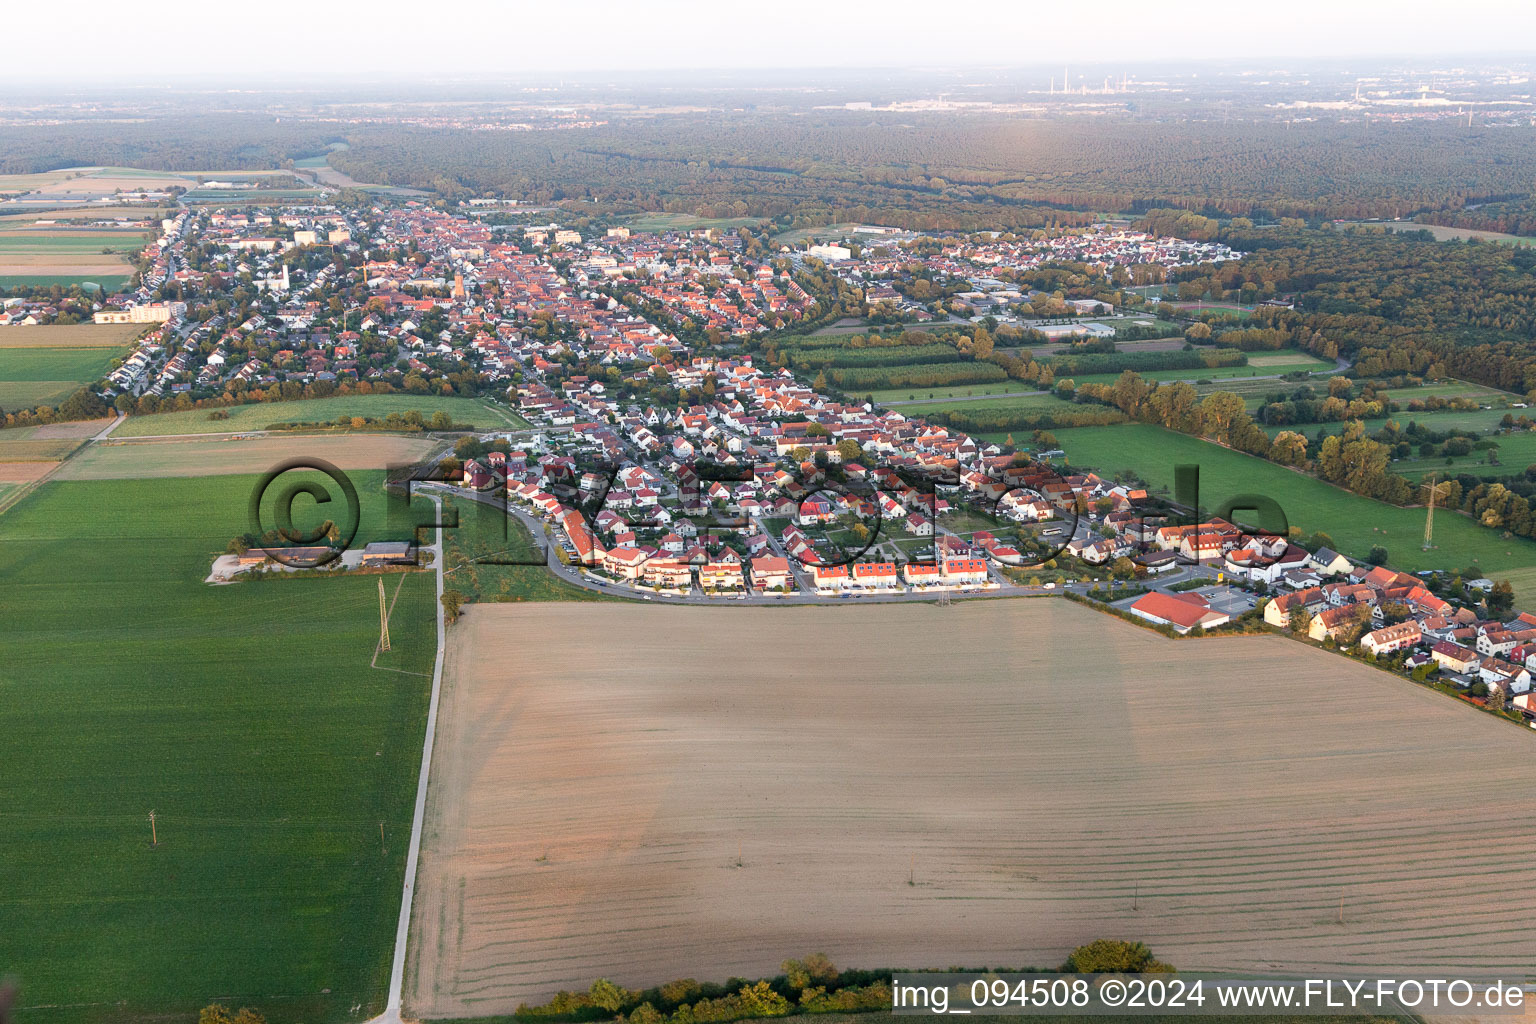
[0,460,57,482]
[408,601,1536,1018]
[31,417,113,438]
[0,437,82,461]
[55,434,436,479]
[0,323,147,348]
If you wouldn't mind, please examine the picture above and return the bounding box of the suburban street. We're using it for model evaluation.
[423,482,1214,606]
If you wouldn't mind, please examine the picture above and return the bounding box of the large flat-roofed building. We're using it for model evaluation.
[93,302,185,325]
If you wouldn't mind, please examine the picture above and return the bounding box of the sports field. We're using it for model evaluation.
[56,434,438,480]
[116,394,529,437]
[407,601,1536,1018]
[0,472,437,1024]
[1033,424,1536,576]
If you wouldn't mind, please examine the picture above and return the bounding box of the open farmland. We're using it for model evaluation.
[0,323,150,348]
[115,394,529,437]
[0,472,437,1024]
[869,378,1045,403]
[0,342,130,408]
[56,433,438,479]
[407,601,1536,1018]
[0,217,147,289]
[1032,424,1536,576]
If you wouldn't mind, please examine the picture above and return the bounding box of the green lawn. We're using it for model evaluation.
[0,472,436,1024]
[1029,423,1536,578]
[117,395,529,437]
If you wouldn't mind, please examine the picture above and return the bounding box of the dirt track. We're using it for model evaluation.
[407,601,1536,1018]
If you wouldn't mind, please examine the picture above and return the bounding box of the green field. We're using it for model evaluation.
[0,273,131,291]
[1029,423,1536,578]
[1066,353,1334,389]
[623,212,764,233]
[0,345,127,407]
[1380,380,1517,403]
[882,392,1080,418]
[117,394,530,437]
[0,472,436,1024]
[871,380,1046,403]
[0,231,147,253]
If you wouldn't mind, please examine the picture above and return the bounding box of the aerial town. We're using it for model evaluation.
[4,195,1526,718]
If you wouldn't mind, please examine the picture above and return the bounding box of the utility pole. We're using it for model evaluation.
[148,810,158,847]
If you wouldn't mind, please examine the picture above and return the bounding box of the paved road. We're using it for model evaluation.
[376,495,447,1024]
[92,412,126,441]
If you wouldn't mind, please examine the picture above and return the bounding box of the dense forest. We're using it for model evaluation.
[325,115,1536,225]
[8,111,1536,231]
[1182,227,1536,395]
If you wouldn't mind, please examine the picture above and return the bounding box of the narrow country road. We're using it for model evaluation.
[373,494,447,1024]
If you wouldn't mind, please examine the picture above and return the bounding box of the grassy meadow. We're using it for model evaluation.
[0,472,436,1024]
[439,493,610,603]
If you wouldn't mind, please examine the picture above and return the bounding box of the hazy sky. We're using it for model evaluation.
[8,0,1536,82]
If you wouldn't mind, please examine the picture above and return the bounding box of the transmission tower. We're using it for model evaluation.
[378,576,392,652]
[1422,474,1450,550]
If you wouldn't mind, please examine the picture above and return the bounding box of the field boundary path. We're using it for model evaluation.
[374,495,447,1024]
[0,411,124,514]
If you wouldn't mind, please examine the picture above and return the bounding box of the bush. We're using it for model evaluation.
[1065,939,1174,973]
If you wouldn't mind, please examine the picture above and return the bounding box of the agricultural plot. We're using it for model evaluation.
[1035,424,1536,576]
[407,601,1536,1019]
[0,472,436,1024]
[116,394,529,437]
[0,272,132,291]
[56,434,438,480]
[0,343,129,408]
[869,379,1044,403]
[624,212,763,233]
[0,323,149,348]
[1067,352,1334,389]
[0,220,147,289]
[881,393,1075,418]
[1379,380,1517,404]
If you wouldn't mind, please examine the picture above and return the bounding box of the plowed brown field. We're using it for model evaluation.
[407,601,1536,1019]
